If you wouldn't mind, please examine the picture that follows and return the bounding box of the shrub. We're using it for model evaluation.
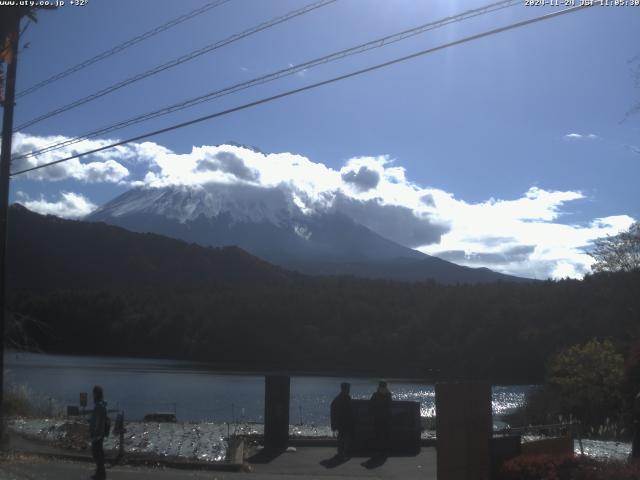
[2,383,57,418]
[547,339,625,438]
[501,456,640,480]
[3,384,36,417]
[500,454,579,480]
[577,461,640,480]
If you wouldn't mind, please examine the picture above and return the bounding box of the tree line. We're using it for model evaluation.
[8,269,639,383]
[6,206,640,383]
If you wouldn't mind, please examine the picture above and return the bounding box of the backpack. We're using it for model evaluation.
[104,415,111,437]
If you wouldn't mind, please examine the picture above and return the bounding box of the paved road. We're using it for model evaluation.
[0,447,437,479]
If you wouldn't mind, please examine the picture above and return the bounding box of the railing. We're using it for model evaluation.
[494,422,584,455]
[495,422,576,437]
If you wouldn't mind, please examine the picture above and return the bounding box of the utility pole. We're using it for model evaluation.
[0,7,23,440]
[0,4,55,439]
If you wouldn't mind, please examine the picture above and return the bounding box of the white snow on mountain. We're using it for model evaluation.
[91,183,303,226]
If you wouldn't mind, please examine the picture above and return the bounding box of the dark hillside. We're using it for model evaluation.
[7,204,293,290]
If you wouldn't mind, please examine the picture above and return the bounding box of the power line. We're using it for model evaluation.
[10,3,594,178]
[14,0,519,162]
[15,0,232,98]
[16,0,518,160]
[14,0,337,131]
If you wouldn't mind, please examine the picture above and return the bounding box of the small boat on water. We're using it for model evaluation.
[143,412,177,423]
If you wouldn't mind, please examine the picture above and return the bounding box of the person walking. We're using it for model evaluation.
[89,385,108,480]
[370,381,392,456]
[330,382,355,457]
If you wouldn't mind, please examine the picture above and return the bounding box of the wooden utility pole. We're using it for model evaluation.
[0,5,56,439]
[0,7,22,439]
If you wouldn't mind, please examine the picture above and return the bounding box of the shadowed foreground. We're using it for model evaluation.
[0,447,436,479]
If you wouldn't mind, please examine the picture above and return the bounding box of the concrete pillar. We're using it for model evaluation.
[435,382,492,480]
[264,375,290,451]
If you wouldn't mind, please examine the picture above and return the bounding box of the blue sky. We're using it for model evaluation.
[6,0,640,279]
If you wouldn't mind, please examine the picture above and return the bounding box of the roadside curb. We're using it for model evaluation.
[5,432,246,472]
[5,449,246,472]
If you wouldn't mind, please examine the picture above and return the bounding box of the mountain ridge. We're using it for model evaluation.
[7,204,294,291]
[86,184,528,284]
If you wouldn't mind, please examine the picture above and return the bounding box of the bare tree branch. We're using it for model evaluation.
[589,222,640,273]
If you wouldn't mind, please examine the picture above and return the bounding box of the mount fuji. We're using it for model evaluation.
[87,183,525,284]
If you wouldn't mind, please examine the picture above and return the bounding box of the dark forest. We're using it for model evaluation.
[7,205,640,382]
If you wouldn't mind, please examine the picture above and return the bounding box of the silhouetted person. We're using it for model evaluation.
[89,385,107,480]
[330,382,355,457]
[370,381,392,455]
[633,391,640,461]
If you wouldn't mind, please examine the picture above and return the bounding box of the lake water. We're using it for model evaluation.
[5,352,633,461]
[4,351,529,425]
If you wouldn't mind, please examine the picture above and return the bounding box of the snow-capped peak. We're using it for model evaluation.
[90,183,303,225]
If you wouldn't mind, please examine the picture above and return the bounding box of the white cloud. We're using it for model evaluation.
[625,144,640,155]
[16,191,97,218]
[422,192,635,279]
[9,133,172,183]
[564,133,600,140]
[135,143,636,278]
[12,134,636,279]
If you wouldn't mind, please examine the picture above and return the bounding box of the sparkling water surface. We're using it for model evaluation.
[4,351,529,423]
